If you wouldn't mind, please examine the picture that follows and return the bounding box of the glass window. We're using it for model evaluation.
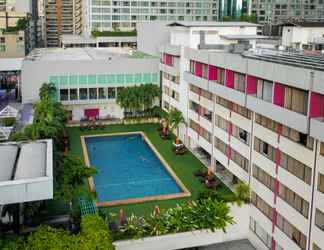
[70,89,78,100]
[89,88,97,99]
[99,88,107,99]
[315,209,324,231]
[60,89,69,101]
[108,87,116,99]
[79,88,88,100]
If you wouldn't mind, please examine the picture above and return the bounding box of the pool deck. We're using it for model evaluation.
[81,131,191,207]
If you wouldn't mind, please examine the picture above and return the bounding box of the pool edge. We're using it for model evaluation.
[80,131,191,207]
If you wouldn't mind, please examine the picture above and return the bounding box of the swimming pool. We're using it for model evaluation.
[82,132,190,206]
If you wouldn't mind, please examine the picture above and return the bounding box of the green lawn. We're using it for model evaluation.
[68,123,233,217]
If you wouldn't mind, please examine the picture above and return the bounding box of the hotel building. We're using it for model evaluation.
[88,0,219,32]
[160,22,324,250]
[21,47,159,121]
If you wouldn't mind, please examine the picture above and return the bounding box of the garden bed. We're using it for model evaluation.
[113,204,250,250]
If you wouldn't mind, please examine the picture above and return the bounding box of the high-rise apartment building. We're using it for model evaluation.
[251,0,324,24]
[159,22,324,250]
[88,0,219,32]
[45,0,82,47]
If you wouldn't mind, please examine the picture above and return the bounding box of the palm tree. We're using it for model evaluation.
[168,109,185,138]
[234,181,250,205]
[39,83,56,101]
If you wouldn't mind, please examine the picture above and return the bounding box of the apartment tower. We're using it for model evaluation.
[45,0,82,47]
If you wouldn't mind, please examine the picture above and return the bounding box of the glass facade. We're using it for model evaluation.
[49,73,159,102]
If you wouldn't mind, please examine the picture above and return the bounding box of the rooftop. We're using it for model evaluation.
[243,49,324,71]
[0,139,53,205]
[25,48,155,62]
[167,21,261,28]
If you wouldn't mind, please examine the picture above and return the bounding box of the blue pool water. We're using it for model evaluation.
[85,134,182,202]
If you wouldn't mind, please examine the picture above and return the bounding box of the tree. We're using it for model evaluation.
[39,82,57,101]
[222,16,233,21]
[234,181,250,205]
[54,154,97,203]
[116,84,160,116]
[167,108,185,138]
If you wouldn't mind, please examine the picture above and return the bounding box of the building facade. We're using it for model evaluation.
[251,0,324,25]
[21,48,159,121]
[160,24,324,250]
[45,0,82,47]
[0,30,25,58]
[88,0,219,32]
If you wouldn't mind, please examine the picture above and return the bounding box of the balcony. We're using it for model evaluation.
[208,82,246,106]
[247,95,309,133]
[159,62,179,76]
[250,177,274,206]
[276,196,309,235]
[310,117,324,141]
[274,224,303,250]
[184,71,208,91]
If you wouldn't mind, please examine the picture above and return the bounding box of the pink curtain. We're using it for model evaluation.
[208,65,217,81]
[273,83,285,107]
[310,92,324,118]
[164,53,173,66]
[246,75,257,94]
[195,62,203,77]
[84,109,99,119]
[225,70,234,88]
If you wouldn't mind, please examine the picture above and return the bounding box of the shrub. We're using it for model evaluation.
[234,181,250,204]
[2,117,16,127]
[2,215,114,250]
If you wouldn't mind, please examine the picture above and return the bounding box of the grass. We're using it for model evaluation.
[68,123,234,217]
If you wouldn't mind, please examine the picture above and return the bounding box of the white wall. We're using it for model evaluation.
[137,22,171,56]
[282,26,324,48]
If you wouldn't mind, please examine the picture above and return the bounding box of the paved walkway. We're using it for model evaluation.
[198,239,256,250]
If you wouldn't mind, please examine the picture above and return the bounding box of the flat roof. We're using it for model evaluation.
[0,141,47,181]
[167,21,261,27]
[220,35,268,40]
[243,49,324,71]
[25,48,155,62]
[200,239,256,250]
[0,58,23,71]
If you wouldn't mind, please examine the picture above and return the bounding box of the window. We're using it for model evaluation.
[278,183,309,218]
[231,148,249,172]
[280,151,312,185]
[108,87,116,99]
[60,89,69,101]
[251,192,273,220]
[201,89,213,100]
[215,96,252,119]
[189,119,200,133]
[256,79,273,102]
[284,86,308,115]
[70,89,78,100]
[79,88,88,100]
[276,213,307,250]
[321,142,324,156]
[255,114,314,149]
[190,60,195,74]
[89,88,97,100]
[318,174,324,193]
[99,88,107,99]
[253,164,275,191]
[234,72,246,92]
[201,107,212,122]
[215,115,228,131]
[216,67,225,85]
[249,217,272,249]
[254,137,276,162]
[214,137,228,155]
[315,209,324,231]
[232,125,249,145]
